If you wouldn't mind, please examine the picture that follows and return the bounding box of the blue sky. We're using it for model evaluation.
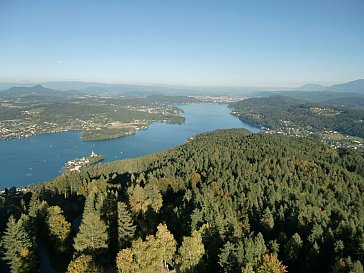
[0,0,363,87]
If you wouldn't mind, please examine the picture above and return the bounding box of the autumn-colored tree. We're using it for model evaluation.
[128,184,147,213]
[241,264,255,273]
[67,254,100,273]
[177,230,205,272]
[155,223,177,270]
[116,223,177,273]
[116,248,137,273]
[46,206,71,252]
[257,254,287,273]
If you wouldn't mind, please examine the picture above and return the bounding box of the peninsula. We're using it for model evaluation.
[0,85,196,141]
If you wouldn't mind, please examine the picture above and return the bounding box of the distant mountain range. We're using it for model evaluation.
[256,79,364,108]
[293,79,364,93]
[0,85,82,101]
[0,82,206,97]
[38,79,364,93]
[293,84,327,91]
[327,79,364,92]
[0,79,363,99]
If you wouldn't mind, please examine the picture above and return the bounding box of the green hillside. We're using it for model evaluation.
[231,96,364,149]
[1,129,363,272]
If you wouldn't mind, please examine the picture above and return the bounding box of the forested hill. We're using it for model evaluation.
[1,129,363,272]
[231,96,364,147]
[232,96,364,137]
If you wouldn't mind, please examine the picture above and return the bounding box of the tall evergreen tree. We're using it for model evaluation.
[74,193,108,255]
[1,215,38,273]
[74,210,108,254]
[284,233,303,263]
[28,194,48,231]
[261,207,274,230]
[117,202,135,249]
[144,183,163,213]
[27,194,41,219]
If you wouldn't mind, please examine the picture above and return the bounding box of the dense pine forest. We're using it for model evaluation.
[0,129,363,273]
[231,96,364,139]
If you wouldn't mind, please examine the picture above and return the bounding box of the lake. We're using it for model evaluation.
[0,103,260,189]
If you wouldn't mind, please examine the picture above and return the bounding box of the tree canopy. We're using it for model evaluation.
[1,128,363,272]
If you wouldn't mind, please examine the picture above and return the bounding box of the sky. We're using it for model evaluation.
[0,0,363,87]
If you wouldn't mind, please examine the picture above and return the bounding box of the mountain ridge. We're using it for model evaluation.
[0,84,82,100]
[0,79,363,96]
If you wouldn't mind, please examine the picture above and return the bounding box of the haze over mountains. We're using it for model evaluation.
[293,79,364,92]
[258,79,364,107]
[0,85,82,100]
[0,82,206,98]
[293,84,327,91]
[0,79,363,109]
[0,79,363,97]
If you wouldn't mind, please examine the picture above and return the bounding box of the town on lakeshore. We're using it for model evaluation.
[64,151,105,173]
[1,87,363,150]
[0,91,188,141]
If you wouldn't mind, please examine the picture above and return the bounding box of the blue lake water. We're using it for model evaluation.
[0,103,260,189]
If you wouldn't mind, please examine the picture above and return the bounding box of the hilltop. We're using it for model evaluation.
[0,85,81,101]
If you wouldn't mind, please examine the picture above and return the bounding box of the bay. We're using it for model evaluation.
[0,103,260,189]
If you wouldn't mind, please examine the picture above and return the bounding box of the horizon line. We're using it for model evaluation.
[1,79,362,89]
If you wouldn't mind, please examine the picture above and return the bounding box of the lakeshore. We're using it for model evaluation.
[0,103,260,189]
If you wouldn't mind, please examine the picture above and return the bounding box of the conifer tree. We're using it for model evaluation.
[74,193,108,255]
[74,210,108,254]
[27,194,40,219]
[144,183,163,213]
[28,194,48,230]
[1,215,38,273]
[284,233,302,263]
[117,202,135,249]
[261,207,274,230]
[102,191,118,253]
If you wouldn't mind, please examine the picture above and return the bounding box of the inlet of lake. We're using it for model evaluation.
[0,103,260,189]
